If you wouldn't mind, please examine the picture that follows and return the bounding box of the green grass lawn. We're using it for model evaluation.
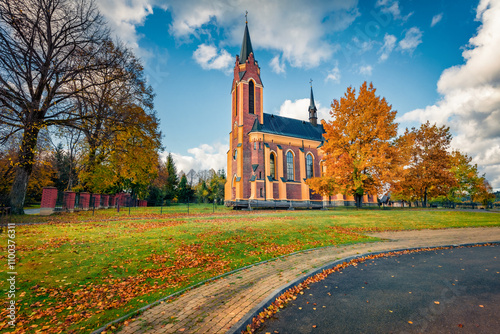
[0,207,499,333]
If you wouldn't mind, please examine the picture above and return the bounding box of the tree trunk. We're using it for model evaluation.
[423,188,428,208]
[354,193,363,208]
[9,167,30,214]
[9,123,41,214]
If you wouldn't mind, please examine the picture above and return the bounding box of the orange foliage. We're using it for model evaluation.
[392,121,456,206]
[307,82,399,205]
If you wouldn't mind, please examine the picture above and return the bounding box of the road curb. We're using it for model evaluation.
[227,241,500,334]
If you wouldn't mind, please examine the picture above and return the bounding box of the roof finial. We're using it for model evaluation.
[245,11,248,24]
[309,78,313,87]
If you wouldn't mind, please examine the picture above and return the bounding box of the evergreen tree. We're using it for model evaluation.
[164,153,178,202]
[51,143,74,192]
[177,174,193,203]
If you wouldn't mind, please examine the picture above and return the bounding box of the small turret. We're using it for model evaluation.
[308,80,318,126]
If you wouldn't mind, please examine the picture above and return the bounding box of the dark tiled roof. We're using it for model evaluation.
[250,113,325,142]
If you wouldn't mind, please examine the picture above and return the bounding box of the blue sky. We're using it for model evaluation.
[97,0,500,190]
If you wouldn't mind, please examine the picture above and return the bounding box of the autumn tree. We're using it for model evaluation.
[0,0,114,213]
[472,179,495,206]
[73,41,156,191]
[208,169,226,204]
[0,134,55,205]
[446,150,483,203]
[393,121,456,207]
[79,104,162,198]
[196,180,210,203]
[307,82,399,207]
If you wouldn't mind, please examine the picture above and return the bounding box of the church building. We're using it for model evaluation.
[224,20,376,208]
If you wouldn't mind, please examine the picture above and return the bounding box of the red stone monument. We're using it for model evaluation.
[63,191,76,213]
[40,187,58,215]
[80,192,90,211]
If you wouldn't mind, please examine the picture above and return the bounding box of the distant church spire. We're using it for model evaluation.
[309,79,318,126]
[239,12,254,64]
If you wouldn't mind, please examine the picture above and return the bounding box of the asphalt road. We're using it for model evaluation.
[257,244,500,334]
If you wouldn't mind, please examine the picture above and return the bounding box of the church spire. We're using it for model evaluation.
[308,79,318,126]
[239,12,254,64]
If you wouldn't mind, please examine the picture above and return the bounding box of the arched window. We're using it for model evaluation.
[286,151,294,181]
[249,80,255,114]
[270,153,276,180]
[233,149,237,161]
[306,154,313,179]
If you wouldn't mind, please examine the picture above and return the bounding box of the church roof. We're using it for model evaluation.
[250,113,325,142]
[239,23,254,64]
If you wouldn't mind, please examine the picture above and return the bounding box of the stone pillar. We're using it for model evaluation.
[92,194,101,209]
[80,192,90,211]
[299,149,310,201]
[102,195,109,208]
[40,187,58,215]
[264,144,273,200]
[277,146,286,200]
[63,191,76,213]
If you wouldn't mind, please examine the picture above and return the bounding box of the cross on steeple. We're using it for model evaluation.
[239,12,254,64]
[309,78,313,87]
[245,11,248,24]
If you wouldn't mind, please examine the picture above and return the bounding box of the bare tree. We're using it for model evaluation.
[71,41,156,191]
[186,169,197,187]
[0,0,113,213]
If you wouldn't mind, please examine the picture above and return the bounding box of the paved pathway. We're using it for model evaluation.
[256,244,500,333]
[117,227,500,334]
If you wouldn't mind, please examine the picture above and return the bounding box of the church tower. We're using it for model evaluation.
[225,16,264,201]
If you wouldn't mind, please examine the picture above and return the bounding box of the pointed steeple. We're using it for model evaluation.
[239,14,254,64]
[309,86,316,110]
[308,80,318,126]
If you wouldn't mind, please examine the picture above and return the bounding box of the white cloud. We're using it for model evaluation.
[398,27,423,54]
[352,37,375,53]
[278,98,331,122]
[270,55,286,74]
[379,33,397,61]
[376,0,401,18]
[325,64,341,83]
[164,0,358,69]
[97,0,154,53]
[170,142,228,174]
[431,13,443,27]
[398,0,500,190]
[192,44,233,73]
[359,65,373,76]
[375,0,413,21]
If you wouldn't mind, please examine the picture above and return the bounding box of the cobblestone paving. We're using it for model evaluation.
[118,227,500,334]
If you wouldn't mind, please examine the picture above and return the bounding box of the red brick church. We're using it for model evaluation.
[225,20,376,208]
